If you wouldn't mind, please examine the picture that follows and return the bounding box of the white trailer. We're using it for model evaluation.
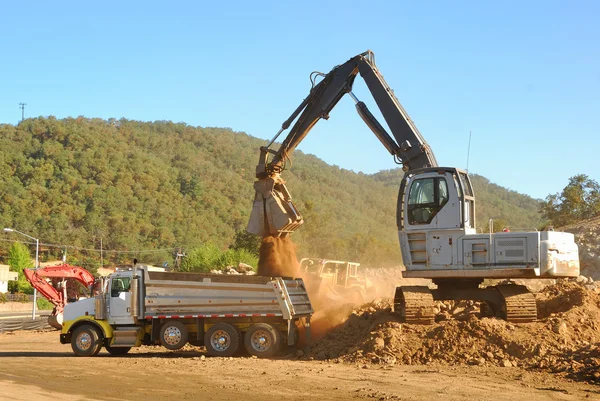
[60,265,313,357]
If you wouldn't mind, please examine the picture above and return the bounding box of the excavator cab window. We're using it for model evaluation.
[407,178,449,225]
[110,277,131,297]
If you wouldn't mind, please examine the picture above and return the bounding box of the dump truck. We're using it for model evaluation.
[60,265,313,357]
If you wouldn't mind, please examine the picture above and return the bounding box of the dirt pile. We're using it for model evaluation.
[308,281,600,383]
[562,216,600,280]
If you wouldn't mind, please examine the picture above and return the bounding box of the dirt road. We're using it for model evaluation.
[0,331,598,401]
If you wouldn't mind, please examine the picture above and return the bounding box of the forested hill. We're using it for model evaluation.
[0,117,543,267]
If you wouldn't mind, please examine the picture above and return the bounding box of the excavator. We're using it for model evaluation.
[248,50,580,323]
[24,264,96,329]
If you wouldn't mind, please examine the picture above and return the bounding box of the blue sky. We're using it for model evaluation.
[1,1,598,199]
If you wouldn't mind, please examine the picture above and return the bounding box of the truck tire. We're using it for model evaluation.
[160,321,188,350]
[205,323,240,357]
[105,346,131,356]
[244,323,282,358]
[71,324,103,357]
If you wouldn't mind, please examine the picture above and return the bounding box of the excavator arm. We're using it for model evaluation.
[248,50,438,237]
[24,264,96,329]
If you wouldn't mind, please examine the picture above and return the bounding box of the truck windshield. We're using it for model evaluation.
[111,277,131,297]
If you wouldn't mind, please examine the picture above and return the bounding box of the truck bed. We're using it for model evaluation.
[141,268,312,319]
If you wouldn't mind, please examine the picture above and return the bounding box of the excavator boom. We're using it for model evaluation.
[248,50,437,237]
[24,264,96,329]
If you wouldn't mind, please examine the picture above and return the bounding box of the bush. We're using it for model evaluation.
[179,244,222,273]
[215,249,258,271]
[179,244,258,273]
[36,297,54,310]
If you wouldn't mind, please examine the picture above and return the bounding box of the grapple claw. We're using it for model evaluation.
[247,176,303,237]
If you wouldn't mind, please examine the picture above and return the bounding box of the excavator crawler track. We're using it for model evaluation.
[497,284,537,323]
[394,286,435,324]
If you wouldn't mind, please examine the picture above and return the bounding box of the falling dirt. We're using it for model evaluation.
[257,236,299,277]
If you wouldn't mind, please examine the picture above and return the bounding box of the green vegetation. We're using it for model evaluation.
[179,244,258,273]
[7,242,33,293]
[36,297,54,310]
[542,174,600,227]
[0,117,545,269]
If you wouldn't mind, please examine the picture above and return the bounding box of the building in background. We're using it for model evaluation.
[0,264,19,293]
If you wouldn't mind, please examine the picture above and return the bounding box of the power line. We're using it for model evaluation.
[0,237,177,254]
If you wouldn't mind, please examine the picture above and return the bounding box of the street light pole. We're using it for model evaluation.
[3,228,39,319]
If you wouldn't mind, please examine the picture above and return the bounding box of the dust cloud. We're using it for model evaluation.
[257,235,383,342]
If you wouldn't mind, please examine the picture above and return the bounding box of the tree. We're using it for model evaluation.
[229,230,261,257]
[541,174,600,227]
[7,242,33,293]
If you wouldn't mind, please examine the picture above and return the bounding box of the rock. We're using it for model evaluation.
[382,355,396,365]
[374,337,385,350]
[236,263,253,273]
[200,355,206,361]
[576,275,588,284]
[553,321,568,336]
[296,349,305,358]
[436,311,451,322]
[485,351,495,360]
[476,358,486,365]
[502,360,512,368]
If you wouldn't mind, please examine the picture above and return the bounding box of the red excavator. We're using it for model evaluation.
[24,264,96,329]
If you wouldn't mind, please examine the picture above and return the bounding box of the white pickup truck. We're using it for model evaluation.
[60,265,313,357]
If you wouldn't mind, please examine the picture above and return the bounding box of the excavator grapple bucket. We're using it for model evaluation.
[247,176,303,237]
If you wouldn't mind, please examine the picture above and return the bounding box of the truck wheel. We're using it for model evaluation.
[71,324,103,357]
[205,323,240,357]
[105,346,131,356]
[244,323,281,358]
[160,321,188,350]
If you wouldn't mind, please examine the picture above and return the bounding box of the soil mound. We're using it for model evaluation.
[308,281,600,383]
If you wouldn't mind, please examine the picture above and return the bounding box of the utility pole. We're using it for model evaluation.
[19,103,27,122]
[100,238,103,270]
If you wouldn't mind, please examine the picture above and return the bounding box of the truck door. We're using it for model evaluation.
[108,275,135,325]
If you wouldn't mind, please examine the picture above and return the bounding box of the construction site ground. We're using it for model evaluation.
[0,328,597,401]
